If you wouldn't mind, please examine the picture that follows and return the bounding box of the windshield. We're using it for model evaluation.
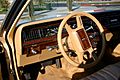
[0,0,120,26]
[17,0,120,24]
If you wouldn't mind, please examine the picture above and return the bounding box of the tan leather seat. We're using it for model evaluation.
[81,62,120,80]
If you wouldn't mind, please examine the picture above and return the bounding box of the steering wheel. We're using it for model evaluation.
[57,12,106,68]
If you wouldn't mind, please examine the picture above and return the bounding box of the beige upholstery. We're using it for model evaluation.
[81,62,120,80]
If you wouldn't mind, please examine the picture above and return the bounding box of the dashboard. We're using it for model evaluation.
[15,10,120,67]
[21,17,99,55]
[92,10,120,29]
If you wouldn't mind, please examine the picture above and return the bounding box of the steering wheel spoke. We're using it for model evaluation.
[65,23,73,34]
[87,47,98,61]
[74,51,84,64]
[76,16,84,29]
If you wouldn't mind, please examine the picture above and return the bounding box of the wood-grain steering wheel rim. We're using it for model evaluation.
[57,12,105,68]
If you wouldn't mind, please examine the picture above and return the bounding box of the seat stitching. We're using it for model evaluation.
[101,69,117,80]
[86,76,95,80]
[90,74,101,80]
[91,73,102,80]
[81,62,120,80]
[95,71,107,80]
[86,72,107,80]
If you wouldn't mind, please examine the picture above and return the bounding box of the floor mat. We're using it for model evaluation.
[37,58,84,80]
